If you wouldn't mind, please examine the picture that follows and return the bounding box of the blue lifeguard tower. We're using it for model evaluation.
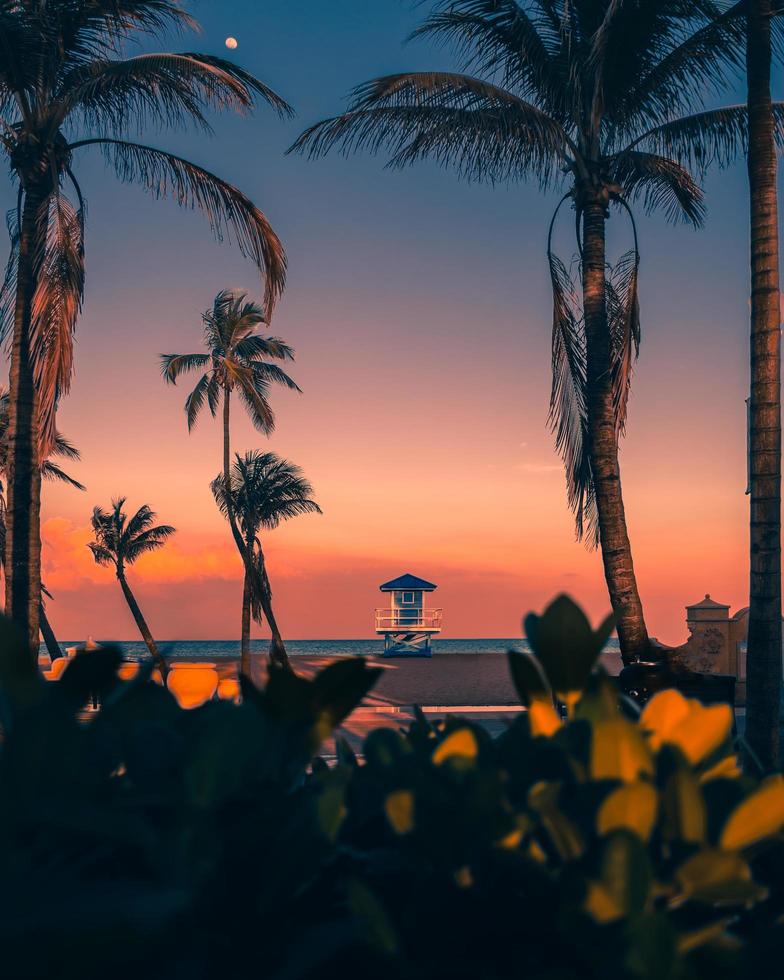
[375,573,442,657]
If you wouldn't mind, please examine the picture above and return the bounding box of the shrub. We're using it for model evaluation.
[0,597,782,979]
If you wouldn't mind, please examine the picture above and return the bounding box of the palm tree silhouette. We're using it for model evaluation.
[88,499,174,673]
[0,387,84,660]
[0,1,291,649]
[161,288,300,654]
[212,452,321,674]
[744,0,782,768]
[291,0,748,664]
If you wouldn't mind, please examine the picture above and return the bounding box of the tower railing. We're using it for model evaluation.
[375,608,442,631]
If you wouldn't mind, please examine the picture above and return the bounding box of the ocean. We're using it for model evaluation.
[60,637,623,672]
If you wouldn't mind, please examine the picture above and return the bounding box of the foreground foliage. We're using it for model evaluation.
[1,597,783,979]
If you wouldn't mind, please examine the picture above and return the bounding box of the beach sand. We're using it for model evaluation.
[249,652,559,755]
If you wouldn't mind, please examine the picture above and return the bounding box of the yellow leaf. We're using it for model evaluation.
[641,689,691,750]
[597,783,658,841]
[676,850,767,905]
[720,776,784,851]
[384,790,415,834]
[591,719,654,783]
[528,699,562,737]
[699,755,741,783]
[432,727,478,765]
[642,690,733,765]
[496,827,523,850]
[668,703,733,766]
[584,882,622,924]
[677,850,751,891]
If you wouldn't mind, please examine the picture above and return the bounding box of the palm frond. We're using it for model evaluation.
[610,150,705,225]
[212,450,321,539]
[632,104,784,173]
[71,138,287,316]
[236,371,276,434]
[124,523,176,562]
[290,72,570,188]
[547,234,595,546]
[608,0,745,134]
[409,1,566,116]
[183,371,215,430]
[605,246,640,439]
[160,351,210,383]
[251,361,302,394]
[0,206,19,347]
[30,189,85,456]
[51,431,81,462]
[123,502,156,543]
[58,51,292,136]
[234,334,295,363]
[87,541,115,567]
[42,459,85,490]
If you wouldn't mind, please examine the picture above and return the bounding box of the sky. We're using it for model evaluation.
[9,0,782,643]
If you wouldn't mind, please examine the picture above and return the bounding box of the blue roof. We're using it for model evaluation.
[379,573,437,592]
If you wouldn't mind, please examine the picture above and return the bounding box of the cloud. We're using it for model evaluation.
[41,517,242,591]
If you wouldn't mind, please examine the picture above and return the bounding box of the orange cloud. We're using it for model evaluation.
[41,517,242,591]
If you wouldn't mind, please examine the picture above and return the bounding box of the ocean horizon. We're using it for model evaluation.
[55,637,623,671]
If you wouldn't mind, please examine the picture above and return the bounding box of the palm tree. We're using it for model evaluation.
[212,451,321,674]
[0,387,84,661]
[160,289,300,493]
[160,288,300,643]
[744,0,781,769]
[291,0,748,665]
[0,1,291,651]
[88,498,174,673]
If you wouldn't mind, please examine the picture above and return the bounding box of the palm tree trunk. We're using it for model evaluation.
[744,0,781,770]
[240,566,252,677]
[223,387,272,672]
[5,186,46,654]
[117,568,166,675]
[257,546,289,670]
[582,195,649,664]
[39,603,62,661]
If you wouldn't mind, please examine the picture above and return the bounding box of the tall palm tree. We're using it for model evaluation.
[160,288,300,641]
[0,387,84,661]
[0,1,291,651]
[88,498,174,673]
[744,0,781,769]
[211,451,321,674]
[291,0,748,665]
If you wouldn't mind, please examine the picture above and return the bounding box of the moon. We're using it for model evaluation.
[225,36,238,49]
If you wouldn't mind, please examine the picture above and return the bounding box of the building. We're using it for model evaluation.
[375,573,442,657]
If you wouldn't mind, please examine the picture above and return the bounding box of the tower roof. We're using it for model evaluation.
[686,593,730,611]
[379,573,437,592]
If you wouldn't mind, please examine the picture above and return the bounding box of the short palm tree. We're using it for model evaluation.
[0,387,84,660]
[88,498,175,672]
[212,451,321,674]
[0,1,291,651]
[291,0,747,664]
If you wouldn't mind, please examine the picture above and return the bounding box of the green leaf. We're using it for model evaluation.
[507,648,550,706]
[600,831,652,917]
[525,595,614,697]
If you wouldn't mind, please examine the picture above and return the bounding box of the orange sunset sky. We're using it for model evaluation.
[7,0,776,645]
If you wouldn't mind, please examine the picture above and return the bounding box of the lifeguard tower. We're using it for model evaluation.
[375,573,442,657]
